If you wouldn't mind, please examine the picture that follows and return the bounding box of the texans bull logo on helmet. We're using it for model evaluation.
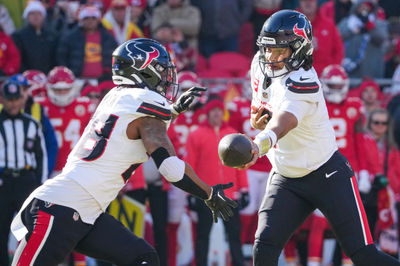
[125,41,160,70]
[293,16,311,42]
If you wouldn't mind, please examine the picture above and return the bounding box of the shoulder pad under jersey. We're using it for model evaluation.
[282,69,322,103]
[285,68,320,94]
[133,89,172,121]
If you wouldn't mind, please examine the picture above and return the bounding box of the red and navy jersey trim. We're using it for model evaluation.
[286,78,319,94]
[137,102,171,121]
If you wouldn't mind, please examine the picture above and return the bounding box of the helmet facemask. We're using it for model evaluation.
[323,81,349,104]
[321,64,349,104]
[47,66,77,107]
[156,61,178,102]
[257,40,292,78]
[47,82,78,107]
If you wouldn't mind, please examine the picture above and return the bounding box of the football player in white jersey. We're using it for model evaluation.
[10,38,237,266]
[234,10,400,266]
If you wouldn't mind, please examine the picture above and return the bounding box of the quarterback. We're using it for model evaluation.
[236,10,400,266]
[10,38,237,266]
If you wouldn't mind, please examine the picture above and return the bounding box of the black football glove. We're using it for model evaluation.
[172,87,207,114]
[204,183,238,223]
[372,174,388,190]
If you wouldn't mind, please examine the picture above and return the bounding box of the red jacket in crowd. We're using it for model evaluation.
[185,121,248,200]
[0,30,20,76]
[363,133,400,200]
[308,10,344,75]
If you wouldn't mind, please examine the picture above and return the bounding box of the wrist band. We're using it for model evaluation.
[254,130,277,157]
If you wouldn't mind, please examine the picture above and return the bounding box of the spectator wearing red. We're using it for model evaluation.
[56,5,117,79]
[356,78,384,119]
[364,109,400,204]
[102,0,144,45]
[362,109,400,256]
[0,26,20,76]
[185,98,248,266]
[298,0,344,75]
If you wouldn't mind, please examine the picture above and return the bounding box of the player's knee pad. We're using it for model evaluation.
[253,239,282,266]
[132,250,160,266]
[350,244,400,266]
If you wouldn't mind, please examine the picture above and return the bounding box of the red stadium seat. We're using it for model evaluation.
[197,69,233,79]
[208,52,251,77]
[197,69,234,92]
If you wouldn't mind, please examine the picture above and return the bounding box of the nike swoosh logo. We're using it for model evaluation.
[154,100,165,106]
[325,170,338,178]
[299,76,309,81]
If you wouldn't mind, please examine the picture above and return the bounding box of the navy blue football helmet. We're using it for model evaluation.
[112,38,178,102]
[257,10,314,77]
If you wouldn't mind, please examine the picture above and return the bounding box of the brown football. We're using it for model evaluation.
[218,133,253,168]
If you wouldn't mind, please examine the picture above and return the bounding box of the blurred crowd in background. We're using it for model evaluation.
[1,0,400,265]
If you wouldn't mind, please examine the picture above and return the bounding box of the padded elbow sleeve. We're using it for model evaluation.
[151,147,208,199]
[151,147,185,182]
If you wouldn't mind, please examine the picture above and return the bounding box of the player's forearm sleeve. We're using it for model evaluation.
[172,174,209,200]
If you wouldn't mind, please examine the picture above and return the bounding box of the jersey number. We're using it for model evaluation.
[81,114,119,161]
[51,118,81,149]
[330,117,347,149]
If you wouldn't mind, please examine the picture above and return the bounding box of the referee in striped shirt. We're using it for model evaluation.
[0,80,48,266]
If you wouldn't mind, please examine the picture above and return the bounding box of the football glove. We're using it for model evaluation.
[205,183,238,223]
[373,174,388,190]
[172,87,206,115]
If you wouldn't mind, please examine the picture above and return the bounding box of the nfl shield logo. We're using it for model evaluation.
[73,212,80,221]
[44,201,54,208]
[9,84,17,93]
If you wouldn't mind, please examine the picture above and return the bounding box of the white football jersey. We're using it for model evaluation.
[251,52,337,177]
[17,87,172,227]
